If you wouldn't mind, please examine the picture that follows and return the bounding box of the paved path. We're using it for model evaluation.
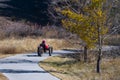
[0,46,119,80]
[0,50,73,80]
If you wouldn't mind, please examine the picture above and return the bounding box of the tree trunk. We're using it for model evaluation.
[96,26,102,73]
[84,46,88,62]
[97,48,102,73]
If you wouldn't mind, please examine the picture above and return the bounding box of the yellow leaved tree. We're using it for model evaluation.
[61,0,108,73]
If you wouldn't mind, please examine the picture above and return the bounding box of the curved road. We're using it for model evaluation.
[0,50,73,80]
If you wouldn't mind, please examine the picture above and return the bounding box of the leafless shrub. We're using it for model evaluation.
[61,53,83,61]
[104,35,120,46]
[0,30,6,40]
[41,25,72,38]
[3,23,43,37]
[87,50,98,62]
[0,19,72,39]
[0,17,76,39]
[60,50,98,63]
[102,47,120,59]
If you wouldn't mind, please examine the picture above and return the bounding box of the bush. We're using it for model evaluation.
[104,35,120,46]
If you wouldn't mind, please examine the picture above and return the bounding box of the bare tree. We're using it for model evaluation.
[48,0,91,25]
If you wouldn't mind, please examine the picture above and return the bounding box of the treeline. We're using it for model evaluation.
[48,0,120,33]
[0,0,119,27]
[0,0,119,39]
[0,0,50,25]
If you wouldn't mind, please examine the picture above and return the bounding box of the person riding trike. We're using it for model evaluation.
[37,40,53,56]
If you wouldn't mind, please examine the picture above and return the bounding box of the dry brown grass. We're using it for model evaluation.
[0,37,76,55]
[0,74,8,80]
[40,55,120,80]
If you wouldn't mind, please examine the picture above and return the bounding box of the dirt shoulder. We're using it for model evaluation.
[0,74,8,80]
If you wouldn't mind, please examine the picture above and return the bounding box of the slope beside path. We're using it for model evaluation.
[0,50,74,80]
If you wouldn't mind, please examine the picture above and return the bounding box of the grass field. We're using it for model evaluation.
[40,55,120,80]
[0,35,119,80]
[0,37,77,55]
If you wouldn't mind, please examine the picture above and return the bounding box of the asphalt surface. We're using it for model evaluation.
[0,50,74,80]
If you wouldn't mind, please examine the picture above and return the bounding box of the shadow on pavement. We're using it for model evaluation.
[0,59,38,64]
[0,68,64,74]
[0,69,48,73]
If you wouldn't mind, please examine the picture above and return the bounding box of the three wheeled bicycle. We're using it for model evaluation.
[37,45,53,56]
